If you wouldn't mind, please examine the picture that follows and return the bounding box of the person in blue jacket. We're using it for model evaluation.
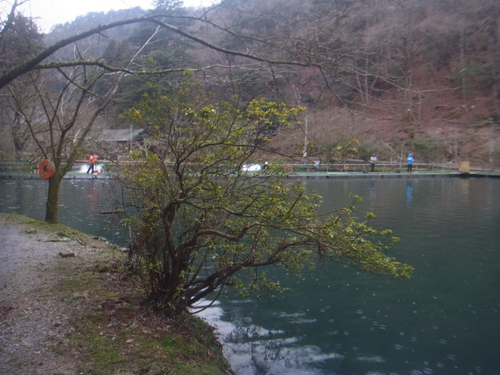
[407,153,414,172]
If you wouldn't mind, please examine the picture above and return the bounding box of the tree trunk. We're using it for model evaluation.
[45,175,62,224]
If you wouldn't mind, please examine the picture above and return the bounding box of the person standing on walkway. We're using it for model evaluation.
[370,155,378,172]
[86,153,98,174]
[407,153,414,173]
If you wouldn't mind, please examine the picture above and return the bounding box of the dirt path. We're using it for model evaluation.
[0,216,88,374]
[0,214,233,375]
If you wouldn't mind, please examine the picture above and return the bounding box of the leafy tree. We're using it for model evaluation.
[321,138,359,165]
[113,3,194,112]
[0,5,45,158]
[411,133,447,163]
[118,79,413,317]
[0,6,43,72]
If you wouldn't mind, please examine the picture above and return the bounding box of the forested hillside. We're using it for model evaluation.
[1,0,498,168]
[194,0,499,166]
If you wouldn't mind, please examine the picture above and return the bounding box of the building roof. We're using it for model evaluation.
[99,128,144,142]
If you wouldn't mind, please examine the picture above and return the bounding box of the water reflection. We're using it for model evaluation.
[197,301,340,375]
[406,182,413,205]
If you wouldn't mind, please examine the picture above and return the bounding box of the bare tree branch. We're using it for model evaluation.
[0,14,315,90]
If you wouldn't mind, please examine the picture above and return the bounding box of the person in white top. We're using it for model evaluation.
[370,155,378,173]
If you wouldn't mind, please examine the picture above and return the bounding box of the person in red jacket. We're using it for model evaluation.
[86,153,98,174]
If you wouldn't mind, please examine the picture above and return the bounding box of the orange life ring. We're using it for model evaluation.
[284,165,293,173]
[38,159,55,180]
[343,165,349,171]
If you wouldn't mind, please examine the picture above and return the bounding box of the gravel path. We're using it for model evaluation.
[0,216,90,374]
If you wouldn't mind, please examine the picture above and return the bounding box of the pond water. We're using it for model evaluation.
[1,176,499,375]
[0,178,129,246]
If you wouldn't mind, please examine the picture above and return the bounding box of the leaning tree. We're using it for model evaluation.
[118,79,413,317]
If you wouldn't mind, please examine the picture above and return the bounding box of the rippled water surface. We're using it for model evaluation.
[206,177,500,375]
[1,176,499,374]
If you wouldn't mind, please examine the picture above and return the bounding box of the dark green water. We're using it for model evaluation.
[1,177,499,374]
[202,177,500,375]
[0,178,129,245]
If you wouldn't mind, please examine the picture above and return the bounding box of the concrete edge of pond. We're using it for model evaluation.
[1,171,500,180]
